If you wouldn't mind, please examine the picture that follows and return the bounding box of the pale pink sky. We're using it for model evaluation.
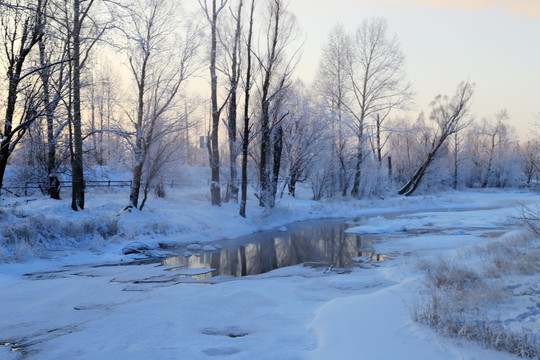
[184,0,539,138]
[286,0,540,138]
[404,0,540,16]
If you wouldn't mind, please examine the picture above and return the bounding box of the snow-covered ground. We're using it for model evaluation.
[1,169,539,359]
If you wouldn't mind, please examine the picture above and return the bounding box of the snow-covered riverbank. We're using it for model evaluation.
[1,185,539,359]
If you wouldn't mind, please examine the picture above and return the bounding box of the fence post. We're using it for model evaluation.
[25,182,28,196]
[108,180,111,187]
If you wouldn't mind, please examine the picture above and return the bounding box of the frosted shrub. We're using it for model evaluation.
[480,231,540,278]
[0,214,119,259]
[420,257,480,291]
[413,243,539,358]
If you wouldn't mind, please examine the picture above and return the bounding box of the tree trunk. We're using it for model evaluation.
[38,37,60,199]
[398,150,436,196]
[0,153,7,194]
[185,103,190,165]
[288,173,297,197]
[71,0,85,210]
[259,100,272,207]
[387,155,392,182]
[258,1,281,208]
[0,73,16,192]
[339,154,347,196]
[209,0,221,206]
[129,158,143,208]
[453,134,458,189]
[350,138,362,197]
[139,181,150,211]
[226,0,242,204]
[239,0,255,218]
[270,125,283,208]
[376,114,382,163]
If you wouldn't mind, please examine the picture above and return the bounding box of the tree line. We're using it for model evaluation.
[0,0,538,216]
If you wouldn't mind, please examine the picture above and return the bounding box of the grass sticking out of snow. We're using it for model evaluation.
[0,212,119,261]
[412,230,540,359]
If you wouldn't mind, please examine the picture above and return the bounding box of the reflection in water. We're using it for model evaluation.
[163,220,391,280]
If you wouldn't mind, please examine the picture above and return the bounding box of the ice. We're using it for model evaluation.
[202,245,218,251]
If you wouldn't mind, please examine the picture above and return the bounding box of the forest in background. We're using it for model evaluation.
[1,0,539,216]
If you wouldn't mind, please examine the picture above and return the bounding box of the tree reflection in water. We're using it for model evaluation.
[163,219,391,279]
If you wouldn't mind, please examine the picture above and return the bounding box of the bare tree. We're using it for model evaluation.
[479,110,511,188]
[523,139,540,185]
[239,0,255,218]
[344,17,411,197]
[450,131,463,189]
[280,83,327,197]
[109,0,200,210]
[90,62,120,166]
[37,1,71,199]
[57,0,109,210]
[315,23,352,196]
[256,0,300,209]
[220,0,243,203]
[199,0,229,206]
[398,81,474,196]
[71,0,86,209]
[0,0,47,195]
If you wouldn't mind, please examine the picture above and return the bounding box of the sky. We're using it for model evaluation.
[283,0,539,138]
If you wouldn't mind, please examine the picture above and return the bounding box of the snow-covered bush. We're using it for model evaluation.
[0,212,119,260]
[412,231,540,358]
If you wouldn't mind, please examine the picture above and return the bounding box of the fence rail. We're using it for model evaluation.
[2,179,193,196]
[0,180,132,196]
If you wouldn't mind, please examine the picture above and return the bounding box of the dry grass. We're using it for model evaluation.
[0,213,119,260]
[412,231,540,358]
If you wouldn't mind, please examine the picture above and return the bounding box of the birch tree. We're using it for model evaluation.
[398,81,473,196]
[479,110,511,188]
[199,0,229,206]
[256,0,300,209]
[54,0,108,210]
[109,0,200,210]
[315,23,353,196]
[280,84,327,197]
[239,0,254,217]
[38,1,71,199]
[345,17,411,197]
[221,0,243,203]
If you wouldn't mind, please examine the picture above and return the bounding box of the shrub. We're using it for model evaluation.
[412,234,540,358]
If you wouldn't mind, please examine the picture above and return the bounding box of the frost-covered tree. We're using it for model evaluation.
[523,139,540,185]
[239,0,255,218]
[399,82,473,196]
[460,111,522,189]
[199,0,229,206]
[315,23,353,197]
[256,0,301,209]
[345,17,411,197]
[280,83,327,197]
[219,0,244,203]
[109,0,201,210]
[36,1,72,199]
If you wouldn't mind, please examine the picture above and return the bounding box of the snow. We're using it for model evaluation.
[1,173,539,359]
